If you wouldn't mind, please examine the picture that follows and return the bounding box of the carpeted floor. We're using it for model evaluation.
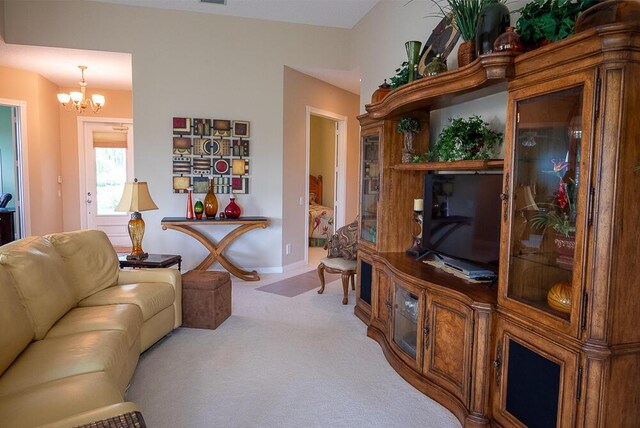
[126,267,461,428]
[255,269,339,297]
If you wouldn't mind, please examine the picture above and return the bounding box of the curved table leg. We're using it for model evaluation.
[162,223,266,281]
[317,263,326,294]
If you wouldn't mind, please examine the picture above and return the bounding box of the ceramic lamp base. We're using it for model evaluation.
[127,212,148,260]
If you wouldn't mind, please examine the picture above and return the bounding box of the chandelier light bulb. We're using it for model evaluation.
[70,91,83,103]
[92,94,105,107]
[57,93,71,104]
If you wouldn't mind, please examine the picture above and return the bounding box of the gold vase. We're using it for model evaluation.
[204,179,218,218]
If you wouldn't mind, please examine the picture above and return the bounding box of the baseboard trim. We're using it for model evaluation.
[282,260,307,272]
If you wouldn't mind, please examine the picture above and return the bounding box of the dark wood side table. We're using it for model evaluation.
[0,209,16,246]
[118,254,182,270]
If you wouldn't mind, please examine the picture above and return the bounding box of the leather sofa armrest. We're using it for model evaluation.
[118,268,182,328]
[40,402,144,428]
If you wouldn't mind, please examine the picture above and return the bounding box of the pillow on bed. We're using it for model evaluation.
[327,220,358,260]
[309,192,316,204]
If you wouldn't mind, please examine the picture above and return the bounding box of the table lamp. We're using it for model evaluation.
[115,178,158,260]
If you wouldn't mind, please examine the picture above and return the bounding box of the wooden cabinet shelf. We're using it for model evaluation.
[391,159,504,171]
[366,52,518,120]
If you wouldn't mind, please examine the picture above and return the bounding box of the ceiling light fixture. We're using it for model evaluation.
[57,65,105,113]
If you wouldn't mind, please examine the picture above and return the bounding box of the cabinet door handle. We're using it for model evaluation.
[423,326,430,349]
[501,172,510,221]
[493,342,503,386]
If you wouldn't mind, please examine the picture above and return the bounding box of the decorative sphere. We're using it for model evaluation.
[547,282,572,314]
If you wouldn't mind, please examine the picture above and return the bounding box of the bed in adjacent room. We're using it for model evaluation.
[309,174,334,247]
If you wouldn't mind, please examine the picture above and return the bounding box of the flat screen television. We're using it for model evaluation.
[419,172,503,275]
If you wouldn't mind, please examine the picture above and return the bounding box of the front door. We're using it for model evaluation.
[82,120,133,247]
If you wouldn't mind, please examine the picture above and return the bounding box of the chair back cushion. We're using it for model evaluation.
[327,220,358,260]
[0,265,35,376]
[0,236,76,339]
[46,230,119,301]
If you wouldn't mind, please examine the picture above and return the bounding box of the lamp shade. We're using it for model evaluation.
[115,180,158,212]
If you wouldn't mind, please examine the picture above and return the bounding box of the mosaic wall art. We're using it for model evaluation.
[172,117,251,194]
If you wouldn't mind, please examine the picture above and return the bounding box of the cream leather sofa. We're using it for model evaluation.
[0,230,182,427]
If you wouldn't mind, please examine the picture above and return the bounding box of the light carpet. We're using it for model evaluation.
[126,268,461,428]
[255,269,339,297]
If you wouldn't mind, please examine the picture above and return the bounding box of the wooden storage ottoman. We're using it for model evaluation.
[181,270,231,329]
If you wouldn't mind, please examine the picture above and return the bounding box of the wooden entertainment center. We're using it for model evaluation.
[355,21,640,427]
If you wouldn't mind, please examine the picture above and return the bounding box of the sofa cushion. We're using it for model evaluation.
[46,304,143,348]
[0,372,123,428]
[79,282,175,321]
[0,236,76,340]
[45,230,119,301]
[0,266,34,377]
[0,330,134,397]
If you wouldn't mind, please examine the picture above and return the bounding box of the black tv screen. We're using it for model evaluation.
[421,173,503,269]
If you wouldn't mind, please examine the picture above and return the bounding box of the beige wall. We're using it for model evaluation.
[58,88,132,231]
[309,115,335,208]
[0,65,62,235]
[283,67,359,267]
[5,0,352,270]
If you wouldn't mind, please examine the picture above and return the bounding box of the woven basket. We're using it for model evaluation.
[457,39,476,67]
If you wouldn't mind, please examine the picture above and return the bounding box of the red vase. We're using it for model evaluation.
[224,196,241,219]
[186,188,195,220]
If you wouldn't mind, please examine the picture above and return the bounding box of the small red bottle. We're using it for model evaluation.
[224,196,241,219]
[186,188,195,220]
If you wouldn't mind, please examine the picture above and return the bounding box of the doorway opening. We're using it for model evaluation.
[78,117,134,247]
[0,99,30,242]
[305,106,347,265]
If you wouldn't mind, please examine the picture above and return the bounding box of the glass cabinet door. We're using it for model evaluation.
[506,86,585,322]
[360,132,380,244]
[393,284,420,359]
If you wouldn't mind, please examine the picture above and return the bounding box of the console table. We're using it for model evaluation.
[160,216,268,281]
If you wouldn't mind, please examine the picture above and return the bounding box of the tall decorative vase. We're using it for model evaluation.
[204,178,218,218]
[402,131,415,163]
[224,196,241,219]
[186,188,195,220]
[457,39,476,67]
[405,41,422,82]
[476,0,510,56]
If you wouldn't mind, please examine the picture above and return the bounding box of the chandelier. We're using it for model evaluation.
[57,65,105,113]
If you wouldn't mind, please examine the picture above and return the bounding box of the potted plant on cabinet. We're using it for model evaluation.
[429,0,489,66]
[420,114,502,162]
[515,0,599,49]
[397,117,421,163]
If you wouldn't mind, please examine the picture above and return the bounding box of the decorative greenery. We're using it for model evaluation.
[429,0,493,41]
[530,159,577,237]
[396,117,421,134]
[515,0,598,46]
[419,115,502,162]
[389,61,410,89]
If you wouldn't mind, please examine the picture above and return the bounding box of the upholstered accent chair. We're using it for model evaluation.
[317,220,358,304]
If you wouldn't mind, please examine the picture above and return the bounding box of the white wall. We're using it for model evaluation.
[4,0,351,271]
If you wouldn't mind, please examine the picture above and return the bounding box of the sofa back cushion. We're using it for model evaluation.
[46,230,119,301]
[0,265,35,376]
[0,236,76,339]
